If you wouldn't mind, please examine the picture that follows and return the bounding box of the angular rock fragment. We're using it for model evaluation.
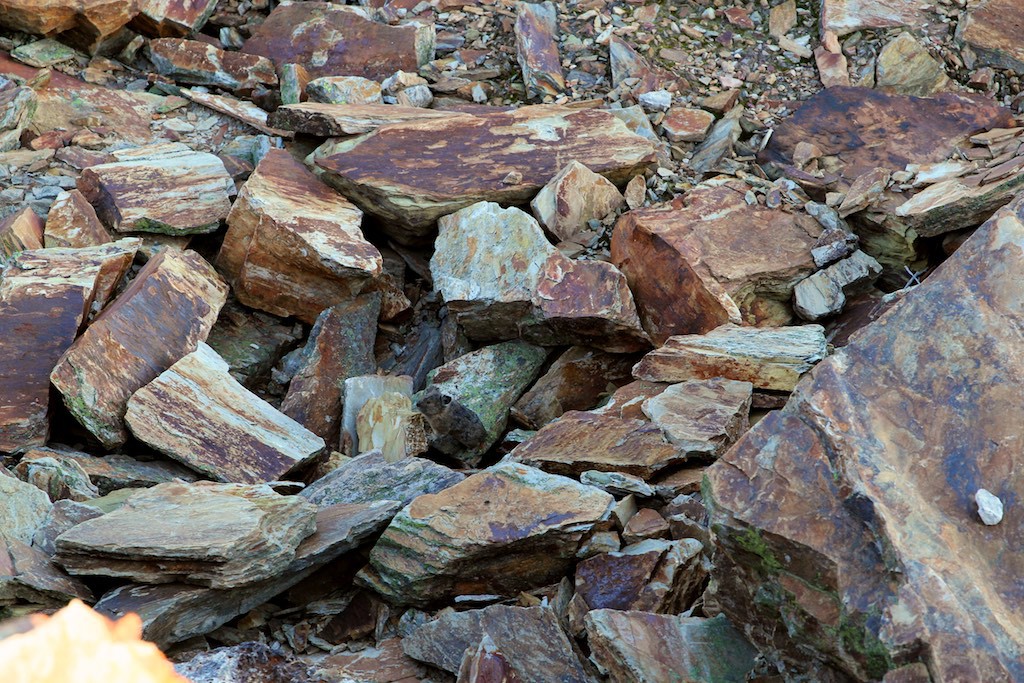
[419,340,548,464]
[280,294,380,445]
[511,347,636,430]
[0,471,52,545]
[216,148,381,323]
[94,500,398,646]
[956,0,1024,73]
[357,462,613,605]
[0,86,36,152]
[633,324,828,391]
[608,35,684,94]
[612,180,822,344]
[50,248,228,449]
[530,161,624,242]
[433,202,647,352]
[875,32,950,97]
[660,107,714,143]
[126,343,325,484]
[511,411,682,479]
[793,250,882,321]
[180,89,292,138]
[342,376,413,455]
[313,106,656,238]
[147,38,277,94]
[821,0,940,36]
[312,638,426,683]
[0,537,93,609]
[815,45,851,88]
[641,379,752,458]
[838,167,891,217]
[15,452,99,502]
[0,0,138,52]
[301,451,463,508]
[0,240,138,451]
[585,611,757,683]
[402,605,589,681]
[55,481,316,588]
[306,76,383,105]
[241,2,434,81]
[43,189,111,248]
[78,143,233,235]
[575,538,705,613]
[0,207,43,259]
[34,448,196,496]
[514,1,564,100]
[175,642,309,683]
[131,0,219,37]
[267,102,456,137]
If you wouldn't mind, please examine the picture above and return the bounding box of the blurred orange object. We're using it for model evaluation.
[0,599,188,683]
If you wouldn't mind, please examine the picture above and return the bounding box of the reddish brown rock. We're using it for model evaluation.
[957,0,1024,73]
[704,195,1024,679]
[514,1,564,100]
[43,189,111,248]
[530,160,624,242]
[147,38,277,94]
[821,0,941,36]
[180,89,292,138]
[78,143,233,235]
[0,241,137,452]
[216,148,382,324]
[280,293,380,445]
[611,180,822,344]
[50,248,228,449]
[660,107,714,143]
[131,0,218,37]
[313,638,427,683]
[241,2,434,81]
[268,102,458,136]
[0,0,139,53]
[641,379,752,458]
[313,106,657,240]
[608,35,684,94]
[0,207,43,259]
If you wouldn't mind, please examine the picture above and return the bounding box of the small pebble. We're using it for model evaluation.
[976,488,1003,525]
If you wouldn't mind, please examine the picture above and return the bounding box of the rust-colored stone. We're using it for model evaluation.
[131,0,218,37]
[43,189,111,248]
[957,0,1024,73]
[268,102,459,137]
[514,1,564,99]
[50,248,227,449]
[0,207,43,259]
[611,180,821,344]
[217,148,381,323]
[0,0,139,53]
[147,38,277,94]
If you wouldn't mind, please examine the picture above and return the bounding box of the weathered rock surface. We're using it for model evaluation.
[402,605,589,681]
[0,471,52,546]
[633,324,828,391]
[131,0,218,37]
[793,249,882,321]
[175,642,310,683]
[14,452,99,503]
[957,0,1024,73]
[31,498,103,555]
[357,462,613,605]
[147,38,277,94]
[43,189,110,249]
[204,299,302,389]
[55,481,316,589]
[514,1,564,100]
[704,195,1024,679]
[660,107,715,143]
[821,0,941,36]
[342,375,413,455]
[313,106,656,239]
[0,0,137,52]
[585,611,757,683]
[0,207,43,259]
[279,293,380,445]
[875,32,950,97]
[267,102,455,137]
[78,143,233,235]
[357,392,429,462]
[29,447,196,496]
[50,248,227,448]
[301,451,464,508]
[641,379,752,458]
[125,343,325,484]
[432,202,648,352]
[306,76,383,105]
[0,86,36,153]
[0,536,93,609]
[216,148,381,323]
[241,2,434,81]
[530,161,624,242]
[612,180,822,344]
[94,500,398,646]
[312,637,426,683]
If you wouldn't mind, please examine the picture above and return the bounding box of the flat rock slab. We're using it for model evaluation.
[147,38,277,94]
[514,1,564,100]
[958,0,1024,73]
[611,180,822,345]
[267,102,458,136]
[43,189,110,249]
[126,343,325,484]
[511,410,683,479]
[175,642,311,683]
[632,324,828,392]
[55,481,317,589]
[312,637,426,683]
[641,379,752,458]
[0,207,43,259]
[0,471,52,546]
[30,448,196,496]
[531,160,624,242]
[313,105,657,240]
[821,0,942,36]
[402,605,588,681]
[357,462,613,605]
[131,0,219,37]
[301,451,464,508]
[1,536,93,608]
[241,2,433,81]
[0,240,138,451]
[50,248,227,449]
[216,148,381,324]
[78,142,233,235]
[585,611,757,683]
[0,0,137,52]
[704,194,1024,680]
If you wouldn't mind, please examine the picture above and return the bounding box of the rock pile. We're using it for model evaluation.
[0,0,1022,681]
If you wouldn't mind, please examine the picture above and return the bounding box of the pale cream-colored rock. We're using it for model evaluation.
[641,379,752,458]
[77,142,233,235]
[355,392,429,462]
[814,45,850,88]
[633,324,828,391]
[306,76,383,105]
[793,249,882,321]
[356,462,613,605]
[530,161,624,242]
[125,343,326,485]
[0,470,52,545]
[216,148,381,324]
[0,0,137,53]
[50,248,228,449]
[875,32,950,97]
[54,481,317,589]
[838,167,891,217]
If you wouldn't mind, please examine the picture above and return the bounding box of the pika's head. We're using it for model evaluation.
[416,386,451,416]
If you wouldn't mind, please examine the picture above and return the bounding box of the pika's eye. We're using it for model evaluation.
[441,395,451,405]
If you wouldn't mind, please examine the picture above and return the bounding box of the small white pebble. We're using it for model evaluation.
[976,488,1003,525]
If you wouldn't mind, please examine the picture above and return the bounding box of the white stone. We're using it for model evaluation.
[638,89,672,112]
[976,488,1003,525]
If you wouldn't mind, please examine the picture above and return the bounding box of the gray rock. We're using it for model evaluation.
[301,450,464,508]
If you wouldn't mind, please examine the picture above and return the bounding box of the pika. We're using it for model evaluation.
[416,386,489,451]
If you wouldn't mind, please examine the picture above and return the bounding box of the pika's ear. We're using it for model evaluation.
[441,395,452,405]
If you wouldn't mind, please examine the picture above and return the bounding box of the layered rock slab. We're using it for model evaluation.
[147,38,277,94]
[300,451,464,508]
[313,106,657,239]
[125,343,326,484]
[704,194,1024,679]
[268,102,457,137]
[357,462,613,606]
[216,148,381,324]
[50,248,228,449]
[55,481,317,589]
[612,180,822,345]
